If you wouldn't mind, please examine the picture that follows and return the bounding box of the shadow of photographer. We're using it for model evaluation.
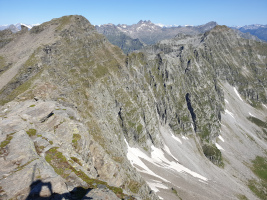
[26,180,91,200]
[25,164,92,200]
[26,179,53,200]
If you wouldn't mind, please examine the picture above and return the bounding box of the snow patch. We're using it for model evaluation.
[215,143,224,151]
[150,146,208,181]
[224,99,229,104]
[163,144,179,162]
[182,135,189,140]
[161,125,182,144]
[137,23,148,31]
[151,145,172,164]
[164,159,208,181]
[199,179,208,184]
[124,139,169,182]
[21,23,32,29]
[234,87,243,102]
[249,112,255,117]
[218,135,224,142]
[117,27,123,31]
[125,138,208,183]
[225,109,235,119]
[191,123,195,131]
[155,23,165,27]
[147,180,168,193]
[171,133,182,144]
[158,196,164,200]
[262,104,267,109]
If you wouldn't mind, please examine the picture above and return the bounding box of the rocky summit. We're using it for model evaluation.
[0,15,266,200]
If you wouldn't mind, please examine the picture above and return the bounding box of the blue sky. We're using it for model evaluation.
[0,0,266,26]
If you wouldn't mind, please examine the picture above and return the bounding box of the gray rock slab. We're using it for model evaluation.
[82,188,120,200]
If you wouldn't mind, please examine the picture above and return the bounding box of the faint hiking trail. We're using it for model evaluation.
[0,24,58,91]
[0,56,29,91]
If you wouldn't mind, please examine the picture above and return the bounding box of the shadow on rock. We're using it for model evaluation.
[25,180,92,200]
[25,163,92,200]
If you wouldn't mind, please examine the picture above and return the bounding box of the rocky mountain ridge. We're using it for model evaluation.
[96,21,218,47]
[0,15,158,200]
[95,23,144,54]
[0,15,266,200]
[96,20,265,54]
[2,21,265,53]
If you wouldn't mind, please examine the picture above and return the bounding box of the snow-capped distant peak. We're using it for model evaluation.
[236,24,267,30]
[231,25,241,28]
[21,23,32,29]
[0,23,40,32]
[155,23,179,28]
[155,23,165,28]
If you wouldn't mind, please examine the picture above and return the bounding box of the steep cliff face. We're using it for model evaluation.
[201,26,267,103]
[120,26,266,199]
[136,25,266,141]
[0,15,266,200]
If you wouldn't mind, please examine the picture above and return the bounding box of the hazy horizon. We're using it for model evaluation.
[0,0,267,27]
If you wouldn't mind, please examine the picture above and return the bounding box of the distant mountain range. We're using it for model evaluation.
[96,21,267,53]
[1,21,266,54]
[231,24,267,41]
[97,20,218,45]
[95,21,218,53]
[232,24,267,30]
[0,23,39,33]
